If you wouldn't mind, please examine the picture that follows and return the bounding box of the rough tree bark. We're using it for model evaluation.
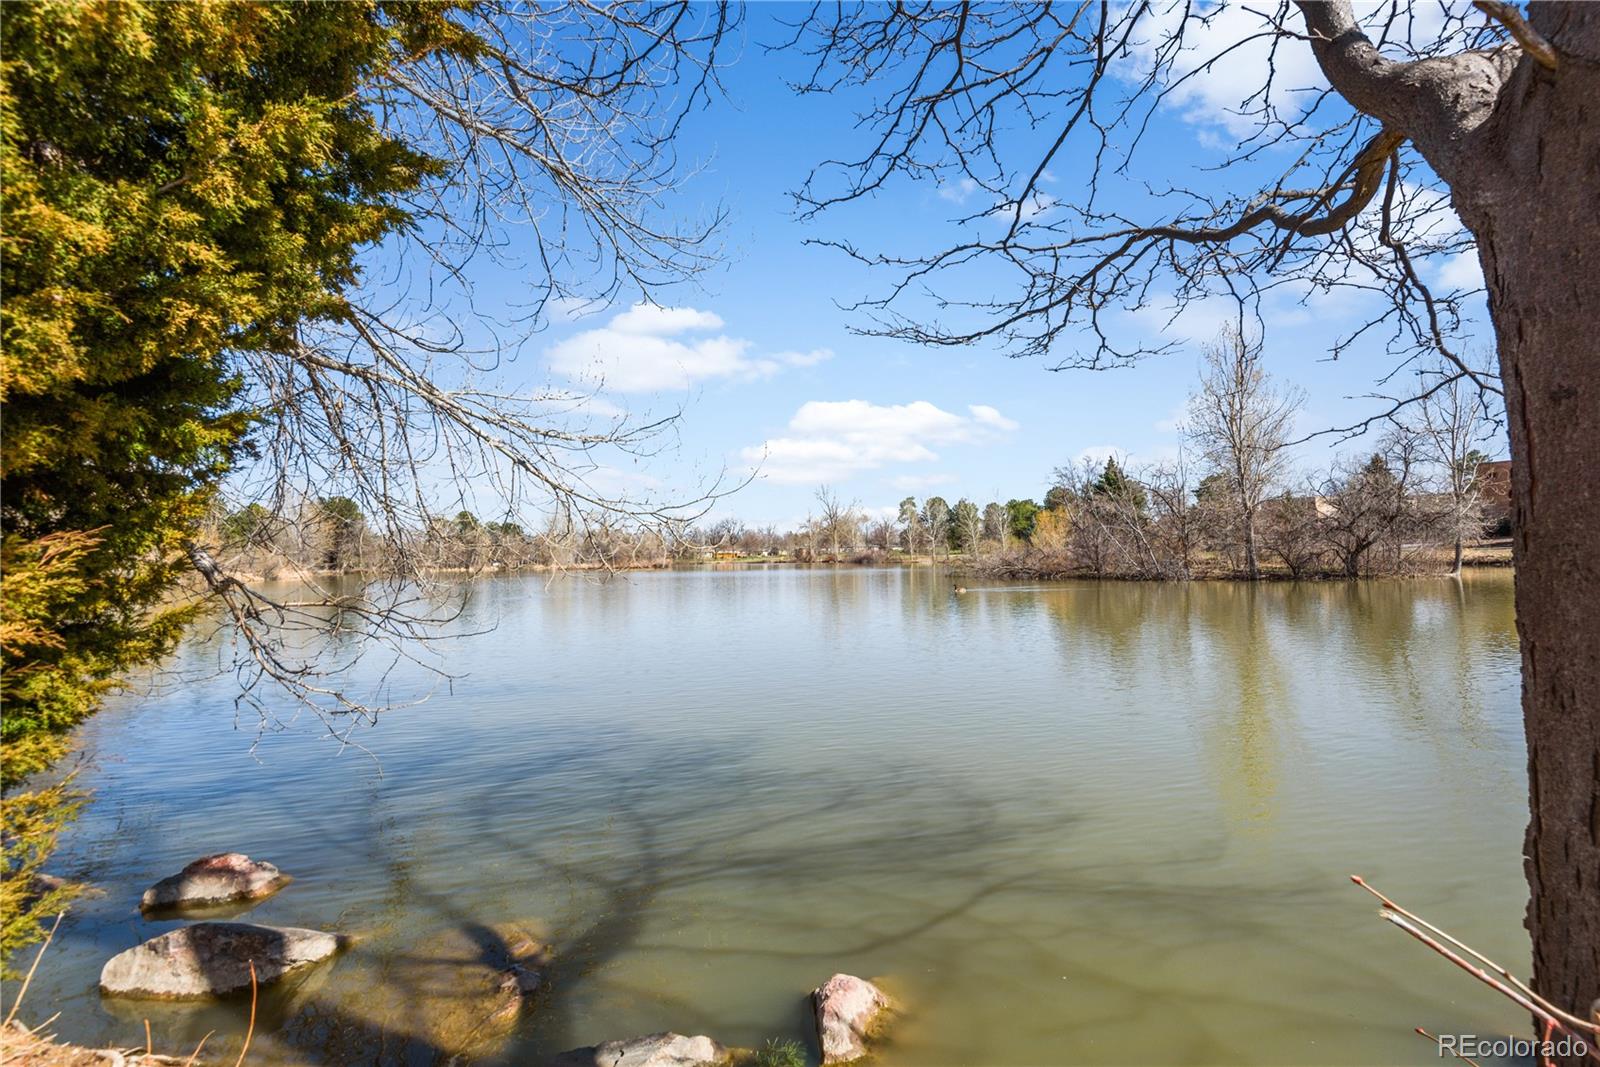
[1470,8,1600,1037]
[1302,1,1599,1048]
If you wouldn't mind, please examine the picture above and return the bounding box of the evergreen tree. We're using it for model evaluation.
[0,0,474,969]
[1091,457,1148,513]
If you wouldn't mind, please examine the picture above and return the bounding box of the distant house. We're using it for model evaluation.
[1476,459,1513,532]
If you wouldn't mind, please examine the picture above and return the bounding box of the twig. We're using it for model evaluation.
[1473,1,1558,69]
[3,911,64,1027]
[1352,875,1598,1034]
[231,961,257,1067]
[1416,1027,1483,1067]
[182,1031,215,1067]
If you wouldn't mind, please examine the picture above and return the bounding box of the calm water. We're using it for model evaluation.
[29,567,1531,1065]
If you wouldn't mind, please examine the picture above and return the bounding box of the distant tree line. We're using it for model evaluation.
[682,331,1503,581]
[984,329,1501,581]
[205,499,682,577]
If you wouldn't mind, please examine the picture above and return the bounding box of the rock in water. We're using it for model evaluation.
[553,1032,730,1067]
[100,923,346,999]
[279,921,549,1064]
[140,853,289,911]
[812,973,892,1064]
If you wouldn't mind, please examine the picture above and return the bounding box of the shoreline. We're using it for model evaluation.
[220,542,1514,585]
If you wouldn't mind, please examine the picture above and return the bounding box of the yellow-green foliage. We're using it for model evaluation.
[0,782,84,979]
[0,534,93,972]
[0,0,476,966]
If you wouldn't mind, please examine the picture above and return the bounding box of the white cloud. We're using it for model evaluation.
[607,304,724,336]
[742,400,1018,484]
[1127,3,1328,137]
[1434,251,1483,291]
[969,404,1020,432]
[938,177,981,204]
[773,348,835,368]
[546,304,828,392]
[1129,4,1472,141]
[1121,294,1239,346]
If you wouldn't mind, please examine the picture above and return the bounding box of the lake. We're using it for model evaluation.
[28,567,1531,1065]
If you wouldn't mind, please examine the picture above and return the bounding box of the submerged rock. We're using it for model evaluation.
[553,1032,730,1067]
[812,973,891,1064]
[100,922,347,999]
[279,921,549,1064]
[140,853,289,911]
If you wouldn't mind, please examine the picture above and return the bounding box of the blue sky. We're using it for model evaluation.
[407,4,1502,528]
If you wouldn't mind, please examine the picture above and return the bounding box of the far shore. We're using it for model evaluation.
[216,539,1514,586]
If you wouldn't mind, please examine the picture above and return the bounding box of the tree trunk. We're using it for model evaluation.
[1460,14,1600,1048]
[1243,505,1259,580]
[1452,534,1464,578]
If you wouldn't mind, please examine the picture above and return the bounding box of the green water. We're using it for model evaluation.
[27,567,1530,1065]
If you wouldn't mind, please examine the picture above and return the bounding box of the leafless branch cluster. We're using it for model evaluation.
[788,1,1506,400]
[192,2,742,733]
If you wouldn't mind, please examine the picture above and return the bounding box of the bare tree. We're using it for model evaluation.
[865,518,896,553]
[792,2,1600,1025]
[1258,489,1329,580]
[184,3,740,737]
[981,501,1008,548]
[1048,458,1161,578]
[1143,454,1205,580]
[897,496,925,554]
[1317,431,1427,578]
[1187,327,1304,580]
[1409,361,1498,575]
[921,496,952,561]
[814,485,861,561]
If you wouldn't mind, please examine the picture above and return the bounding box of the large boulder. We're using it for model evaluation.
[553,1032,730,1067]
[100,922,347,999]
[812,974,892,1064]
[140,853,289,911]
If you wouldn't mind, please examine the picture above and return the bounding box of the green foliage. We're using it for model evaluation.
[750,1038,807,1067]
[0,0,475,968]
[0,782,85,978]
[1005,498,1040,541]
[1193,472,1231,504]
[1090,457,1149,514]
[221,502,274,549]
[1,0,448,758]
[0,531,112,786]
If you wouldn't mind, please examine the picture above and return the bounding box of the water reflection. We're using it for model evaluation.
[31,568,1525,1065]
